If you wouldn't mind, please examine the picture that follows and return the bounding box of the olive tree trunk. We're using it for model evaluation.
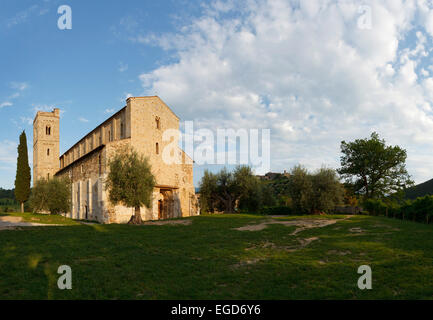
[128,206,144,225]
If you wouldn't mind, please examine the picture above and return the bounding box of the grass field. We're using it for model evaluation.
[0,211,81,225]
[0,213,433,299]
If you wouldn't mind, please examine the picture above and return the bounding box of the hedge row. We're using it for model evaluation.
[363,196,433,224]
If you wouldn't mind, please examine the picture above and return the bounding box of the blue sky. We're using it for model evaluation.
[2,0,433,190]
[0,0,207,188]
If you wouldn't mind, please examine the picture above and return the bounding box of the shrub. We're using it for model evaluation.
[29,177,71,214]
[364,196,433,224]
[363,199,387,216]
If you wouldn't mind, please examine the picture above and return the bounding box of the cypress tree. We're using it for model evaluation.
[14,131,31,213]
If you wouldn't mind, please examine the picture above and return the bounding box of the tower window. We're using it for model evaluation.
[46,126,51,135]
[155,117,160,129]
[156,142,159,155]
[47,148,50,156]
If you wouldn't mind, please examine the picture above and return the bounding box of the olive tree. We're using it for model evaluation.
[29,177,71,214]
[105,146,155,224]
[198,166,262,213]
[287,165,313,214]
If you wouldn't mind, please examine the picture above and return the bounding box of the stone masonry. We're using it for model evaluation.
[33,96,199,223]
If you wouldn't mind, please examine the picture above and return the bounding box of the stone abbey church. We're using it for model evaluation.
[33,96,199,223]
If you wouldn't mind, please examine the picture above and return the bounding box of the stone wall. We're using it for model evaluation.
[52,96,198,223]
[128,97,197,218]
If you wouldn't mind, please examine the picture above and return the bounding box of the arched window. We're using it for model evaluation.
[46,126,51,135]
[155,117,160,129]
[156,142,159,154]
[47,148,50,156]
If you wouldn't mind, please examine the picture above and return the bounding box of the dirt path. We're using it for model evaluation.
[0,216,61,230]
[141,219,192,226]
[234,216,352,234]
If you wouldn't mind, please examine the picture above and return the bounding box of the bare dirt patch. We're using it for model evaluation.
[0,215,61,230]
[233,236,320,269]
[246,237,320,253]
[234,217,351,234]
[0,216,22,223]
[327,250,352,256]
[142,219,192,226]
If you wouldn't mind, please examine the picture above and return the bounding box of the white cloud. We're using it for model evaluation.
[0,82,29,108]
[120,92,133,103]
[78,117,89,123]
[0,102,12,108]
[5,4,50,28]
[31,104,65,118]
[31,104,55,115]
[105,108,116,114]
[20,117,33,125]
[10,82,28,91]
[137,0,433,184]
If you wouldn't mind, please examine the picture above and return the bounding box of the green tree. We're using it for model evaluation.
[198,166,262,213]
[47,177,71,214]
[105,146,156,224]
[310,167,344,213]
[29,177,71,214]
[235,166,262,212]
[198,170,218,213]
[287,165,313,214]
[338,132,413,199]
[29,178,49,213]
[214,167,238,213]
[14,131,31,213]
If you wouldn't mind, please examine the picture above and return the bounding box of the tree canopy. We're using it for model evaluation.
[14,131,31,212]
[338,132,413,199]
[105,146,156,224]
[29,177,71,214]
[288,165,343,214]
[199,166,263,213]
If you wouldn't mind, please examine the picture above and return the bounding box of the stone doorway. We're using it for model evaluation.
[158,200,163,220]
[158,189,176,220]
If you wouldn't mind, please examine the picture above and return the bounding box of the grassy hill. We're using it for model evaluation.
[1,213,433,299]
[405,178,433,200]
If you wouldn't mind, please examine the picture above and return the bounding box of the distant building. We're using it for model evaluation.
[257,170,290,181]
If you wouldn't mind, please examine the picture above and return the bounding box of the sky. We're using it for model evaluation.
[2,0,433,189]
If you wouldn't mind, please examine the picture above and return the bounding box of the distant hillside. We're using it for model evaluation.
[405,179,433,200]
[0,188,14,200]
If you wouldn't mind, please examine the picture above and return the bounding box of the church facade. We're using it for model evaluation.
[33,96,199,223]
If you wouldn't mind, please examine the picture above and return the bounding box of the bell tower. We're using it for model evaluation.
[33,108,60,185]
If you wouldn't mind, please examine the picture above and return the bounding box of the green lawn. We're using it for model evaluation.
[0,213,432,299]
